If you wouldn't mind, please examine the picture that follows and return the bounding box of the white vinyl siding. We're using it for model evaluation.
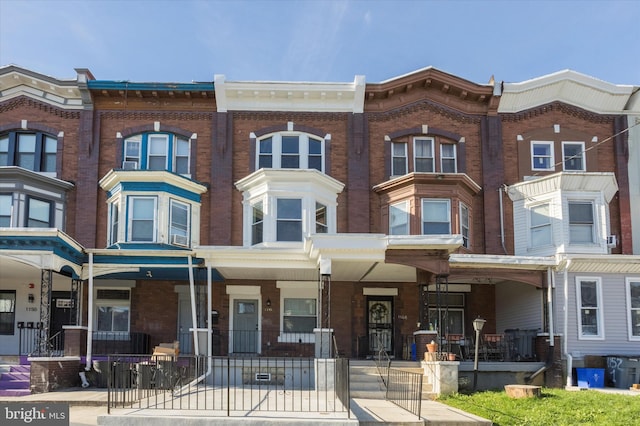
[495,281,543,332]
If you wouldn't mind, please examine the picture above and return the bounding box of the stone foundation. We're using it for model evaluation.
[28,357,81,393]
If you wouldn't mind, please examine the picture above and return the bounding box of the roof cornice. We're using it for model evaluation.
[0,65,84,109]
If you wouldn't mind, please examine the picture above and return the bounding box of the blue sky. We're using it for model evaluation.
[1,0,639,85]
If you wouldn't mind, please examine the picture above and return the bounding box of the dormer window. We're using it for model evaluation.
[122,133,190,176]
[257,133,325,172]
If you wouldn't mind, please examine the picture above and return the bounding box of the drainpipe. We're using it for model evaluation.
[563,259,572,387]
[188,255,199,355]
[499,186,507,254]
[207,264,212,374]
[85,252,94,371]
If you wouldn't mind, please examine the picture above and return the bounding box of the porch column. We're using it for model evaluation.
[70,278,82,326]
[37,269,53,356]
[417,269,432,330]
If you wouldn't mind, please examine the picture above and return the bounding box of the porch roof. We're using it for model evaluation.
[561,254,640,274]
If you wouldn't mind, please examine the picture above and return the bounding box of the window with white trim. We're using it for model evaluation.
[392,142,408,176]
[252,201,264,245]
[0,290,16,335]
[422,199,451,235]
[257,133,325,172]
[95,289,130,333]
[460,203,470,248]
[26,197,52,227]
[389,200,409,235]
[440,144,457,173]
[0,131,57,173]
[315,202,327,234]
[122,133,190,175]
[626,279,640,339]
[569,201,594,244]
[414,138,434,173]
[530,203,552,247]
[531,141,554,171]
[577,277,603,338]
[109,202,119,246]
[128,197,157,242]
[277,282,318,342]
[562,141,585,171]
[169,199,190,246]
[276,198,302,242]
[0,194,12,227]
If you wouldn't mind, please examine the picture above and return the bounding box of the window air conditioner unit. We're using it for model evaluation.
[171,234,189,247]
[606,235,617,248]
[122,160,138,170]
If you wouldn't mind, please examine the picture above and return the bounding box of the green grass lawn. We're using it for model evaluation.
[438,388,640,426]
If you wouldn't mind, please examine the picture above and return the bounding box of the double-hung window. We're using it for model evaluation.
[440,144,457,173]
[569,201,594,244]
[626,279,640,339]
[257,133,325,172]
[0,194,12,227]
[147,135,168,171]
[576,278,603,338]
[283,298,317,333]
[169,199,190,246]
[276,198,302,241]
[129,197,156,242]
[531,141,554,171]
[0,291,16,335]
[251,201,264,245]
[96,289,130,333]
[391,142,408,176]
[109,202,119,245]
[460,203,470,248]
[0,132,57,173]
[26,197,52,227]
[389,201,409,235]
[530,203,552,247]
[315,202,328,234]
[562,142,585,171]
[422,199,451,235]
[122,133,190,175]
[414,138,434,173]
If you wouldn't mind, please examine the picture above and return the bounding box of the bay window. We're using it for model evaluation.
[252,202,264,245]
[129,197,156,242]
[26,197,52,227]
[530,203,552,247]
[460,203,470,248]
[0,194,11,227]
[169,199,190,246]
[315,202,327,234]
[569,201,594,244]
[277,198,302,242]
[422,199,451,235]
[389,200,409,235]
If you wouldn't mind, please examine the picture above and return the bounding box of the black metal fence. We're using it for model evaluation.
[107,355,350,418]
[18,325,63,356]
[92,332,150,355]
[385,368,423,418]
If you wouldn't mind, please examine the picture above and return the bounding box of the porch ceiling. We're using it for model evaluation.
[0,256,75,287]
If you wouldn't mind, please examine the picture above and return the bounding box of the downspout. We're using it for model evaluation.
[207,264,212,375]
[563,259,572,387]
[499,186,507,254]
[188,255,199,355]
[526,266,556,382]
[85,252,94,371]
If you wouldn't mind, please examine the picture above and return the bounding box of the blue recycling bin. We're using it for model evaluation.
[576,368,604,388]
[410,343,416,361]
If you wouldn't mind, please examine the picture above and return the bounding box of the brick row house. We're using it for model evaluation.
[0,64,639,390]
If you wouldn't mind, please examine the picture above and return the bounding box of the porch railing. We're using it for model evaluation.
[107,355,350,418]
[91,332,150,356]
[373,332,422,419]
[177,329,316,357]
[18,326,64,356]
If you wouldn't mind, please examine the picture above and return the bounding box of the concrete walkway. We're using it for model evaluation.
[0,387,491,425]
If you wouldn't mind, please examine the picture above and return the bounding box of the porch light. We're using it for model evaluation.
[472,317,486,391]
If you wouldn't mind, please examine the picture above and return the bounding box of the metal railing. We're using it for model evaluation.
[18,326,64,356]
[107,355,350,418]
[373,332,423,419]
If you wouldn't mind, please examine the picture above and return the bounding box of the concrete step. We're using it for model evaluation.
[0,388,31,397]
[1,372,29,381]
[11,364,31,373]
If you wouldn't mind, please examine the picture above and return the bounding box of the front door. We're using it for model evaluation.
[233,299,258,353]
[50,291,73,354]
[177,298,193,354]
[367,297,393,356]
